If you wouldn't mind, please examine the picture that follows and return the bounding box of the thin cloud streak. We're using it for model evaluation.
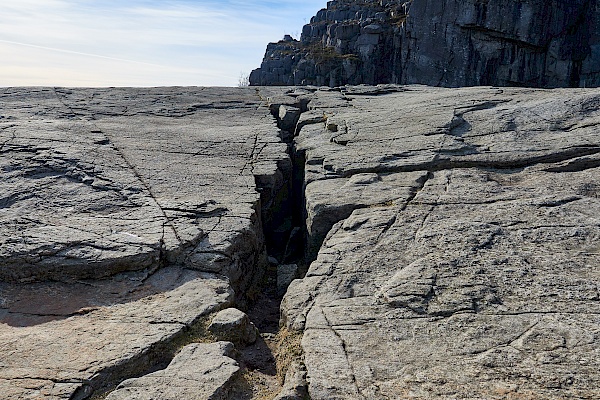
[0,39,176,69]
[0,42,234,87]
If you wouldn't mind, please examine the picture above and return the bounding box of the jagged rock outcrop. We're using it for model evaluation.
[250,0,600,88]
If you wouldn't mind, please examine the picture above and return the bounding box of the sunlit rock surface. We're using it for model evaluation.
[0,87,286,398]
[1,85,600,399]
[280,85,600,399]
[251,0,600,88]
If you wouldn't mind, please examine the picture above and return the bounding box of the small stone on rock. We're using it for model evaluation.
[208,308,258,345]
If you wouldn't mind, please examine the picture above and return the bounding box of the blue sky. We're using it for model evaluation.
[0,0,325,87]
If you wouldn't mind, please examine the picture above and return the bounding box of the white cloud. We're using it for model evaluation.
[0,0,325,87]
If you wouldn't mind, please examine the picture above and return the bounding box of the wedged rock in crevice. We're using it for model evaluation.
[208,308,259,345]
[280,85,600,399]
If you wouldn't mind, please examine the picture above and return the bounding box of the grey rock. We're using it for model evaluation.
[251,0,600,88]
[0,267,234,399]
[4,84,600,399]
[278,105,302,133]
[208,308,258,345]
[0,87,288,287]
[105,342,240,400]
[362,24,383,34]
[0,87,289,399]
[277,264,300,296]
[279,85,600,399]
[273,362,308,400]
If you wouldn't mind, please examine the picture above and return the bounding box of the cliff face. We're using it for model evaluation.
[250,0,600,88]
[250,0,405,87]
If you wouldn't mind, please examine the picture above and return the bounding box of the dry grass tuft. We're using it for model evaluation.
[274,327,304,384]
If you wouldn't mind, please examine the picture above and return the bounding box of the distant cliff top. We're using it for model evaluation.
[250,0,600,88]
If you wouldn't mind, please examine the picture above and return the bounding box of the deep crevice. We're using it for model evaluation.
[259,97,310,267]
[231,94,313,399]
[47,91,299,400]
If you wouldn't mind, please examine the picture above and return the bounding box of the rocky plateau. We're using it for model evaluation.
[1,84,600,399]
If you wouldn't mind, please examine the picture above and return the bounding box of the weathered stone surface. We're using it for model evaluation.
[0,87,288,285]
[273,361,308,400]
[251,0,600,88]
[0,87,289,399]
[0,267,233,399]
[105,342,239,400]
[280,85,600,399]
[4,84,600,399]
[208,308,258,345]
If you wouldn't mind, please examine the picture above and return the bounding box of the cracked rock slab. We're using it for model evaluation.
[0,87,287,284]
[280,85,600,399]
[0,268,233,398]
[105,342,240,400]
[0,87,290,399]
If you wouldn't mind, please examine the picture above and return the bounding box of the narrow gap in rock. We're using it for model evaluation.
[86,97,312,400]
[233,98,311,399]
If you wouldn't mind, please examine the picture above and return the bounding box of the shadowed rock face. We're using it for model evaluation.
[1,85,600,399]
[250,0,600,88]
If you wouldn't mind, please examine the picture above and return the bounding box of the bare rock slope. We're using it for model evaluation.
[1,85,600,399]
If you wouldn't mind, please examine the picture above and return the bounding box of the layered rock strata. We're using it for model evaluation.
[250,0,600,88]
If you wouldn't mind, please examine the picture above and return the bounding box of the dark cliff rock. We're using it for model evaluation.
[250,0,600,88]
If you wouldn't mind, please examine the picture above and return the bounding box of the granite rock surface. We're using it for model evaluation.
[2,85,600,399]
[105,342,240,400]
[0,87,288,399]
[279,85,600,399]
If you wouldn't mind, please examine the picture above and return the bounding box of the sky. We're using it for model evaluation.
[0,0,325,87]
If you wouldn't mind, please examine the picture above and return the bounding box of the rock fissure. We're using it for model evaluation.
[3,86,600,399]
[88,89,320,400]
